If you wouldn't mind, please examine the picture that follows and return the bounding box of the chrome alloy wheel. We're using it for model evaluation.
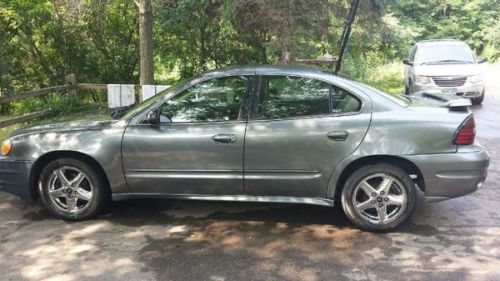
[352,173,408,225]
[47,166,94,213]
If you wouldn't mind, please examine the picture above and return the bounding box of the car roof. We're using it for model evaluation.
[196,64,405,110]
[202,64,327,76]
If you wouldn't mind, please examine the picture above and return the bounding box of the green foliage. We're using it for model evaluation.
[387,0,500,58]
[0,0,498,109]
[11,93,83,116]
[0,0,139,93]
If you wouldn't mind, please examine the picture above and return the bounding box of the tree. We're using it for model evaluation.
[135,0,154,85]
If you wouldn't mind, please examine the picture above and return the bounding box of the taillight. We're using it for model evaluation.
[454,117,476,145]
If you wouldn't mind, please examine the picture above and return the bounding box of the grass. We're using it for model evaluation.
[362,62,405,94]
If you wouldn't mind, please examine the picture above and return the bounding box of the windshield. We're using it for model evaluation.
[415,44,475,65]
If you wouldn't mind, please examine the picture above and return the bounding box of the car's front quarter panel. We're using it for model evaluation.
[1,120,129,201]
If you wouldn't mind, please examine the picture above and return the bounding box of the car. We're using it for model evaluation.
[0,65,490,231]
[403,39,487,105]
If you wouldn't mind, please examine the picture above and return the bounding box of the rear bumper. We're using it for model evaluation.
[0,159,35,202]
[411,83,485,98]
[405,146,490,202]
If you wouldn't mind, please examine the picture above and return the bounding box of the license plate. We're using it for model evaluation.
[442,88,458,95]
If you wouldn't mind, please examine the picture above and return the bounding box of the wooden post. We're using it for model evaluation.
[66,74,78,99]
[135,0,155,85]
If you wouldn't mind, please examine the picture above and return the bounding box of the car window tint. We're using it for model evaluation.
[160,76,246,123]
[257,76,361,119]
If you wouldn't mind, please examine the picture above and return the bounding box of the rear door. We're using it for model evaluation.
[243,75,371,198]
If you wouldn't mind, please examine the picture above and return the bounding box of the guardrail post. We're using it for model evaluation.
[66,74,78,99]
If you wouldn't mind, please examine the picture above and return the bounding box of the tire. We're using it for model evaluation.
[404,84,410,95]
[341,163,417,232]
[471,90,485,105]
[38,158,109,221]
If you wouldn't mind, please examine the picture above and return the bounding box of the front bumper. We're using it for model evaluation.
[0,159,35,202]
[405,146,490,202]
[411,83,485,98]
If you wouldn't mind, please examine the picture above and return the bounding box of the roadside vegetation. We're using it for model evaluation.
[0,0,498,135]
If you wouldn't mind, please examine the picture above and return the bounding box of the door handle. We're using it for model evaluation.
[213,134,237,144]
[327,130,349,141]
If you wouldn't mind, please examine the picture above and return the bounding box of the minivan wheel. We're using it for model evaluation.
[471,90,485,105]
[404,84,410,95]
[341,164,417,232]
[38,158,108,221]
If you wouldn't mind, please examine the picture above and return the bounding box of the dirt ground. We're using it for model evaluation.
[0,64,499,281]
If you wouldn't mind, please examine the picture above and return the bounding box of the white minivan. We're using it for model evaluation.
[404,39,487,104]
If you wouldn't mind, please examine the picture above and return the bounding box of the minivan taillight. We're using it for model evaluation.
[454,117,476,145]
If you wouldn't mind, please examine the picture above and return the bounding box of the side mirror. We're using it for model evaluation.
[144,110,159,126]
[403,59,413,66]
[477,57,488,64]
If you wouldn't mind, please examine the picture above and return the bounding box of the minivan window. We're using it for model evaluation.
[257,76,361,119]
[415,45,475,65]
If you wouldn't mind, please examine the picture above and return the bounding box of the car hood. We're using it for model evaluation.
[413,63,481,76]
[9,119,120,138]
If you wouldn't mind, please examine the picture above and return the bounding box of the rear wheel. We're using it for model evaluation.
[38,158,109,221]
[341,163,417,232]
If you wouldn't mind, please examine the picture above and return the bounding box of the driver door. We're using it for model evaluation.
[122,76,250,195]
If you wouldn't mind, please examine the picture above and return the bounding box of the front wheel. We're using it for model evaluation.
[471,90,485,105]
[404,84,410,95]
[38,158,109,221]
[341,163,417,232]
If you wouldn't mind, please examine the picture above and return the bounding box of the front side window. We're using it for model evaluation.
[257,76,361,120]
[159,76,247,123]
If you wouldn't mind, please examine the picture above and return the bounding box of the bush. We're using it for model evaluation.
[342,55,405,94]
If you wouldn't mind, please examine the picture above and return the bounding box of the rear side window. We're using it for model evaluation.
[256,76,361,119]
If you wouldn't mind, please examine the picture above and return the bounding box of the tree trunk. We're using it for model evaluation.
[136,0,154,85]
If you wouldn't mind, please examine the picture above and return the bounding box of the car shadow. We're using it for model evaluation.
[21,196,438,237]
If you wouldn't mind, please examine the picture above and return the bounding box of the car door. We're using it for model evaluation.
[244,75,371,198]
[122,75,251,195]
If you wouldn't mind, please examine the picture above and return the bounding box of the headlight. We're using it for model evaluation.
[1,140,11,156]
[413,75,432,84]
[469,75,482,84]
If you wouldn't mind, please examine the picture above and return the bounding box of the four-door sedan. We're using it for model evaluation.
[0,65,490,231]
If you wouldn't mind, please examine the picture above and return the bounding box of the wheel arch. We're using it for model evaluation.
[30,150,112,200]
[333,155,425,201]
